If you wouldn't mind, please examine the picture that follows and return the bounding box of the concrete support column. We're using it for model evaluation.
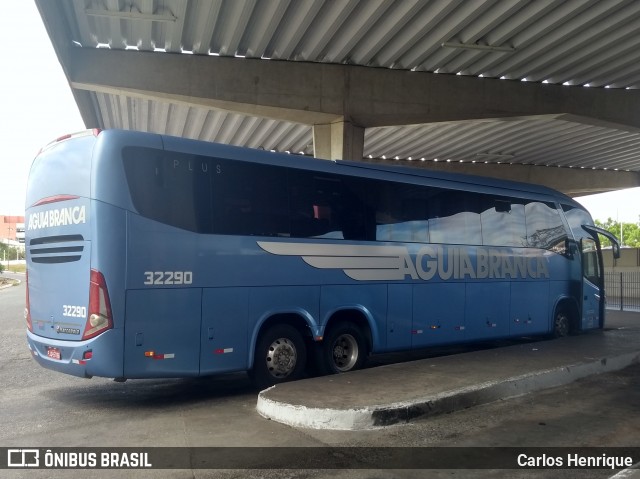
[313,120,364,161]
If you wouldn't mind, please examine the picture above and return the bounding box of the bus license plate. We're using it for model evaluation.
[46,347,61,360]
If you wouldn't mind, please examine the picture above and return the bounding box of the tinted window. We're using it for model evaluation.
[123,146,571,251]
[212,160,289,237]
[562,204,594,241]
[123,148,371,239]
[289,171,368,241]
[525,201,568,252]
[123,147,214,233]
[481,198,527,247]
[428,190,483,245]
[370,181,429,243]
[124,148,290,236]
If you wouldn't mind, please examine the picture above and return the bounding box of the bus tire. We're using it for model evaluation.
[250,324,307,391]
[318,322,367,375]
[552,309,571,338]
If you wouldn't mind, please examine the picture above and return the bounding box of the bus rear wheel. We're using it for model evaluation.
[250,324,307,390]
[318,322,367,375]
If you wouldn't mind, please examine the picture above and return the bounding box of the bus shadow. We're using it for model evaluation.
[48,335,555,410]
[365,335,548,369]
[46,372,256,410]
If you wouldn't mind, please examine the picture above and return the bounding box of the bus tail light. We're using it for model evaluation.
[25,271,33,333]
[83,269,113,340]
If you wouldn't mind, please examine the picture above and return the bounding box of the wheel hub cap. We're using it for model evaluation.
[266,338,297,378]
[332,334,358,371]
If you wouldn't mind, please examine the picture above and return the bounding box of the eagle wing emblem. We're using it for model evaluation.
[257,241,410,281]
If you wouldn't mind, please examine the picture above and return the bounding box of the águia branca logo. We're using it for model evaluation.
[258,241,550,281]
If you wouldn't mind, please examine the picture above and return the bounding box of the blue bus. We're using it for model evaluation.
[25,129,619,389]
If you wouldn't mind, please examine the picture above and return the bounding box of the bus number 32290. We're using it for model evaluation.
[143,271,193,286]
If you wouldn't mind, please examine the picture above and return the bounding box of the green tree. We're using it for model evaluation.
[0,243,25,263]
[594,218,640,247]
[7,246,24,261]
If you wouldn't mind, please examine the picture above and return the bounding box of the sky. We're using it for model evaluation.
[1,2,84,217]
[576,188,640,224]
[1,3,639,225]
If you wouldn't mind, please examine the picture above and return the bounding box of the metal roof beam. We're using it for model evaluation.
[66,47,640,132]
[361,159,640,198]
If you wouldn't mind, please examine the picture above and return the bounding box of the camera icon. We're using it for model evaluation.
[7,449,40,468]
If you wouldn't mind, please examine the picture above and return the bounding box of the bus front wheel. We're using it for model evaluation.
[250,324,307,390]
[552,309,571,338]
[318,322,367,375]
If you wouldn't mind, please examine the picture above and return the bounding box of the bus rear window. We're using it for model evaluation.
[123,147,292,236]
[123,147,367,239]
[123,147,214,233]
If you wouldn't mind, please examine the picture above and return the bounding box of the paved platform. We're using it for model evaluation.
[257,312,640,431]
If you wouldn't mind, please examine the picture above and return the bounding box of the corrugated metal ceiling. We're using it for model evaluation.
[69,0,640,88]
[365,117,640,172]
[50,0,640,172]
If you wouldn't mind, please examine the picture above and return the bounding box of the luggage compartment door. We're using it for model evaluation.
[124,289,202,378]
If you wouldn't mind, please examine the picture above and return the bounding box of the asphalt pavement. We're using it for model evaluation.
[2,278,638,479]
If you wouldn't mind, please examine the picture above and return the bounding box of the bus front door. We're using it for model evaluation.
[580,237,602,330]
[580,224,620,330]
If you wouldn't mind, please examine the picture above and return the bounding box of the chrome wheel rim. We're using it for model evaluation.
[265,337,297,379]
[555,313,569,337]
[331,333,359,372]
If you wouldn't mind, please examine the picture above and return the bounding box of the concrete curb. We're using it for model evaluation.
[257,350,640,431]
[0,279,21,290]
[609,463,640,479]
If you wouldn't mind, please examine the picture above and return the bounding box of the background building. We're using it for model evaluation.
[1,215,25,242]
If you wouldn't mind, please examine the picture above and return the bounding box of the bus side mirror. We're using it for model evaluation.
[565,238,577,259]
[612,242,620,259]
[581,225,621,260]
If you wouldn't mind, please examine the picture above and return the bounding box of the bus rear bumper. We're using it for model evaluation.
[26,329,124,379]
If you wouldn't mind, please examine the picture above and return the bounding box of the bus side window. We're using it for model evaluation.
[212,161,289,237]
[428,190,482,245]
[525,201,568,253]
[370,180,429,243]
[288,172,367,241]
[561,204,594,241]
[481,198,526,247]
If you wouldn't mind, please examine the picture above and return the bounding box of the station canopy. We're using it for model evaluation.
[37,0,640,195]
